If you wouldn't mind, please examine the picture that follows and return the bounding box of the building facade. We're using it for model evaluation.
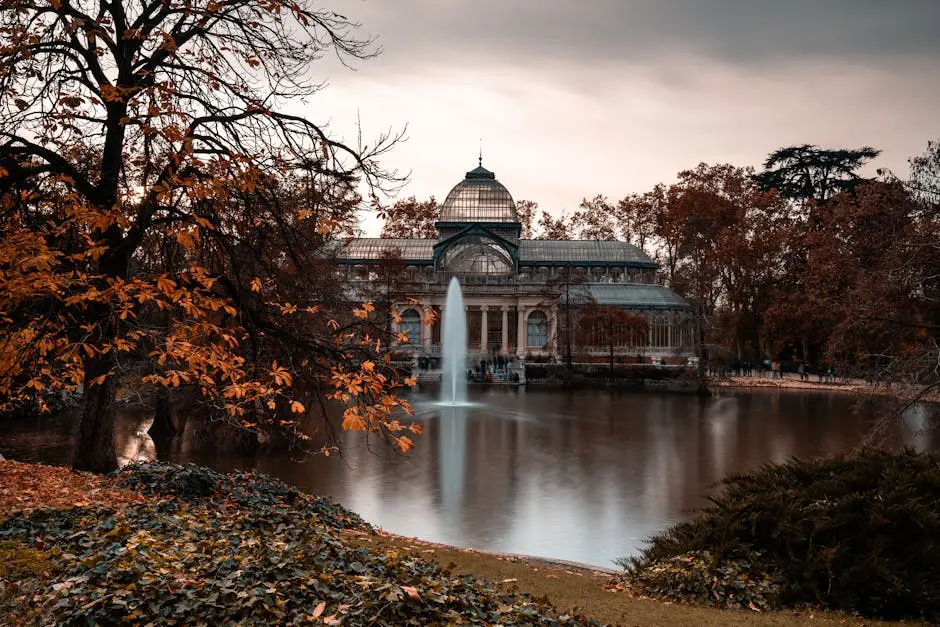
[338,162,694,363]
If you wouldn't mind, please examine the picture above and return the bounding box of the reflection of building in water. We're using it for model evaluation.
[338,162,693,362]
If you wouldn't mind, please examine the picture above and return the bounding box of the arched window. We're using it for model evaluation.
[400,309,422,344]
[527,310,548,348]
[439,237,513,275]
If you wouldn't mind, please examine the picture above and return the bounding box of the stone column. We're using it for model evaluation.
[500,306,509,354]
[422,307,432,350]
[549,308,558,357]
[516,306,527,356]
[480,305,489,352]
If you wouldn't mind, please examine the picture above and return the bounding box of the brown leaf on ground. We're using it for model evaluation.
[0,460,147,516]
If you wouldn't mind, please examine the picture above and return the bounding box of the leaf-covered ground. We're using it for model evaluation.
[0,459,147,513]
[0,461,600,625]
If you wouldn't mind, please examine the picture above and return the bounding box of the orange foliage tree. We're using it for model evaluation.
[0,0,416,472]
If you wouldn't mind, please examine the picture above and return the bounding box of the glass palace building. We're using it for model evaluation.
[338,162,694,363]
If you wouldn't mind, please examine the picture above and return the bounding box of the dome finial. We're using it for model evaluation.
[478,137,483,167]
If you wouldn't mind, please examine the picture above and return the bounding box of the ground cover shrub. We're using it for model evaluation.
[619,448,940,621]
[113,461,368,531]
[1,462,600,625]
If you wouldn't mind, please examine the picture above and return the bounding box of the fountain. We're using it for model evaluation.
[440,277,468,405]
[438,277,469,521]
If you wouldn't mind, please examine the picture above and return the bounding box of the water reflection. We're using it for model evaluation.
[1,388,936,568]
[437,404,468,526]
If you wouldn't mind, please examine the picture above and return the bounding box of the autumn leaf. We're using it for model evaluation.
[401,585,422,602]
[89,373,109,387]
[290,401,305,414]
[341,409,366,431]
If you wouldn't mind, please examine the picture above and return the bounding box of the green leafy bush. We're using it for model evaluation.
[620,448,940,621]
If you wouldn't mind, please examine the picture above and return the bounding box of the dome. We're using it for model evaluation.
[438,163,518,223]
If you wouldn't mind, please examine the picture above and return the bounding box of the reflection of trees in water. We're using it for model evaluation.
[7,389,938,566]
[900,403,937,452]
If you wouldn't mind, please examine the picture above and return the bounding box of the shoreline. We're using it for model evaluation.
[710,374,939,403]
[345,528,620,576]
[710,374,867,394]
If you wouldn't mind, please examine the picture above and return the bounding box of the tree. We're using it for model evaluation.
[617,187,663,250]
[813,177,938,398]
[620,163,788,366]
[577,302,647,369]
[514,199,538,239]
[753,145,883,363]
[907,139,940,203]
[379,196,439,238]
[0,0,412,472]
[571,194,618,240]
[752,144,881,206]
[353,248,415,347]
[533,211,573,240]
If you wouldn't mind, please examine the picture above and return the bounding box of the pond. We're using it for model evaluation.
[1,387,935,569]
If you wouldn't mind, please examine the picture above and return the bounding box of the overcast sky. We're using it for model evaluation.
[300,1,940,235]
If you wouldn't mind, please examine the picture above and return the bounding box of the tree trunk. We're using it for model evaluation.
[609,319,614,371]
[148,389,177,440]
[72,354,119,473]
[72,242,127,473]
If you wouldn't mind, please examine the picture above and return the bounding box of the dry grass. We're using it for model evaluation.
[344,530,921,627]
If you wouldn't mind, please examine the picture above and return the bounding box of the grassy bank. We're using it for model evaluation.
[0,459,923,625]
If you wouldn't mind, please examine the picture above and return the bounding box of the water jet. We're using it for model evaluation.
[440,277,467,405]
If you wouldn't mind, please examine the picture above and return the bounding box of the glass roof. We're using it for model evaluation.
[438,165,519,223]
[337,238,434,262]
[519,240,655,266]
[568,284,690,309]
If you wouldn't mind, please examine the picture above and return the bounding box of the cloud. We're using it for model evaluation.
[347,0,940,72]
[303,2,940,235]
